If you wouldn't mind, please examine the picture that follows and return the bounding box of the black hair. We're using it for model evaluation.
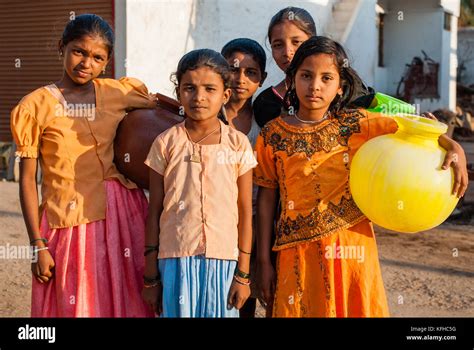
[60,14,114,57]
[221,38,267,75]
[284,36,368,114]
[171,49,231,124]
[268,7,317,43]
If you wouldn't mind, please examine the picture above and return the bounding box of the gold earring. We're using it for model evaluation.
[102,67,106,74]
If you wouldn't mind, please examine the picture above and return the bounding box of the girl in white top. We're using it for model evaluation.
[142,49,257,318]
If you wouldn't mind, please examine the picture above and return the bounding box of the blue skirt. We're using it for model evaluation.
[158,256,238,318]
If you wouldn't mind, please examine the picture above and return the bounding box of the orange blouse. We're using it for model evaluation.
[253,109,398,251]
[10,77,156,229]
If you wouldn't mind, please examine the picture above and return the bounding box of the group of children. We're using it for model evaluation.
[11,8,468,318]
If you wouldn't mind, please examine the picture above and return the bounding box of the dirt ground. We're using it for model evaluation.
[0,180,473,317]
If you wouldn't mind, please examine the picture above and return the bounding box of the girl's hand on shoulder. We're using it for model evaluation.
[32,249,55,284]
[142,283,163,316]
[227,279,250,310]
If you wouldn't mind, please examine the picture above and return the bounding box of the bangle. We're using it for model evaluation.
[238,247,251,255]
[33,247,49,253]
[234,266,250,279]
[233,275,250,286]
[30,238,47,245]
[143,282,160,288]
[143,274,160,284]
[144,245,158,256]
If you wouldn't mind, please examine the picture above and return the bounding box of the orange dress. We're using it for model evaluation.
[253,109,398,317]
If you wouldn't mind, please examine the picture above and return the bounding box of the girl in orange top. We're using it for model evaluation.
[10,14,156,317]
[142,49,256,317]
[254,36,468,317]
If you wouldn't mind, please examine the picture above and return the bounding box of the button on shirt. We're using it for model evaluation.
[145,120,258,261]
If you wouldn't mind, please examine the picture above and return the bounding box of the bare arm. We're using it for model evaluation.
[422,112,468,198]
[438,134,468,198]
[228,169,253,310]
[256,185,278,307]
[142,168,165,314]
[19,158,40,242]
[144,169,164,277]
[19,158,54,283]
[236,169,253,273]
[256,186,278,264]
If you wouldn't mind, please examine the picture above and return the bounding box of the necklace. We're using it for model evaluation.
[294,111,329,124]
[185,124,221,163]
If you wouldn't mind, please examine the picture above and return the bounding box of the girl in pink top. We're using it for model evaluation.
[142,49,257,317]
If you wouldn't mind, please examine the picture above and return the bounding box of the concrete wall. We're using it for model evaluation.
[458,27,474,86]
[113,0,458,112]
[343,0,378,87]
[115,0,340,97]
[375,0,457,111]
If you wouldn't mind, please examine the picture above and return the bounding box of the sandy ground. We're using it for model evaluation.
[0,180,473,317]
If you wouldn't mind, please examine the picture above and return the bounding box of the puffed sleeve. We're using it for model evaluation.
[10,104,41,158]
[237,135,258,177]
[118,77,156,110]
[253,133,278,189]
[363,110,398,140]
[144,135,168,175]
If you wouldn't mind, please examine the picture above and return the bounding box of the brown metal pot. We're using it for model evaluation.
[114,93,184,189]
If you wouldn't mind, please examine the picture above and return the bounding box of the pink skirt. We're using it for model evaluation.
[32,180,155,317]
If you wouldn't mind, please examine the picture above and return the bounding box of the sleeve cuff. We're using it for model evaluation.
[238,158,258,177]
[144,158,165,176]
[15,146,38,159]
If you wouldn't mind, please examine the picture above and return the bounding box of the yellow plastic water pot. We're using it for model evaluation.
[350,114,459,233]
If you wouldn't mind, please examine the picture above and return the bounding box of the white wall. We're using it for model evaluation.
[443,12,458,110]
[440,0,460,16]
[114,0,458,112]
[343,0,378,87]
[376,0,456,111]
[458,27,474,86]
[115,0,338,97]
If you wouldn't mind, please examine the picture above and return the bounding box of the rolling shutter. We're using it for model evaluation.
[0,0,114,141]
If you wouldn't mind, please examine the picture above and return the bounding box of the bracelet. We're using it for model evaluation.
[33,247,49,253]
[234,266,250,279]
[30,238,47,245]
[238,247,251,255]
[143,274,160,284]
[233,275,251,286]
[143,282,160,288]
[144,245,158,256]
